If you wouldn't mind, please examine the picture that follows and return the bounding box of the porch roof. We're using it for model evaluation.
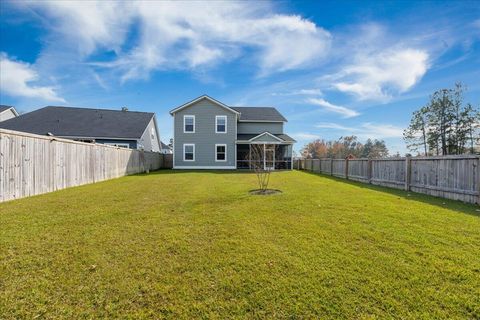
[237,133,296,143]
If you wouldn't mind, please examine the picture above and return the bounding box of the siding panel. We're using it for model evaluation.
[173,99,237,168]
[237,122,283,134]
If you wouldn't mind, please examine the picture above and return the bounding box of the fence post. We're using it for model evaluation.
[345,158,349,179]
[477,157,480,205]
[330,158,333,176]
[367,159,372,184]
[405,156,411,191]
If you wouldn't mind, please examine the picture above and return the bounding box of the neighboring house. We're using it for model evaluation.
[160,141,173,154]
[170,95,295,170]
[0,105,19,122]
[0,106,161,152]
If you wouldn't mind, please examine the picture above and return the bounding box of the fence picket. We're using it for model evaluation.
[295,155,480,205]
[0,129,170,202]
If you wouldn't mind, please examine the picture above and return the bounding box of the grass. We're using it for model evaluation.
[1,170,479,319]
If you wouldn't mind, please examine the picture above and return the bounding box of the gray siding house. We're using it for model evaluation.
[0,106,161,152]
[170,95,295,169]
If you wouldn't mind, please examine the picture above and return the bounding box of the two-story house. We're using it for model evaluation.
[170,95,295,170]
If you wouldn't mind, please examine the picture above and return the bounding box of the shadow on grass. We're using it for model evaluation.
[298,170,479,217]
[135,169,258,176]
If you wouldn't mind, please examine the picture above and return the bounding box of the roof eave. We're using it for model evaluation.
[238,119,287,123]
[55,134,142,140]
[169,95,241,115]
[248,131,285,142]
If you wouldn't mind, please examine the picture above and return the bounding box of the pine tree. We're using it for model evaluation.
[403,107,429,155]
[404,83,479,155]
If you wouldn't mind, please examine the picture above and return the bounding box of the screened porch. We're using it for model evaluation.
[236,143,293,170]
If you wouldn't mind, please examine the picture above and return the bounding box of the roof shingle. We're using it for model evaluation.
[0,106,154,139]
[0,105,13,113]
[231,107,287,122]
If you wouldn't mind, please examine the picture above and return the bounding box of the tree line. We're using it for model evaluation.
[301,136,389,159]
[404,83,479,155]
[300,83,479,159]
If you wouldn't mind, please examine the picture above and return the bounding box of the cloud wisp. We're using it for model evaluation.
[315,23,431,102]
[291,132,322,141]
[20,1,331,81]
[316,122,404,140]
[331,48,429,101]
[306,98,360,118]
[0,53,65,102]
[290,122,404,146]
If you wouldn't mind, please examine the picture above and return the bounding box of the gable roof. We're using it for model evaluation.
[249,131,284,142]
[169,95,240,115]
[160,141,171,150]
[237,133,296,143]
[231,107,287,122]
[169,95,287,122]
[0,106,155,139]
[0,105,19,116]
[0,105,12,112]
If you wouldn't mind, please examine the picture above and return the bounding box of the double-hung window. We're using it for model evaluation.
[215,144,227,162]
[184,144,195,161]
[215,115,227,133]
[184,115,195,133]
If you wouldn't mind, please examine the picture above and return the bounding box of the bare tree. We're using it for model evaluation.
[247,144,276,193]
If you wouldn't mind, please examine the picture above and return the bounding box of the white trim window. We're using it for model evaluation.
[184,115,195,133]
[215,115,227,133]
[105,142,130,148]
[183,144,195,161]
[215,144,227,162]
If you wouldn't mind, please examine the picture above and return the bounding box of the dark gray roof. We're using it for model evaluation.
[231,107,287,122]
[0,106,154,139]
[0,105,13,112]
[237,133,296,142]
[160,141,171,149]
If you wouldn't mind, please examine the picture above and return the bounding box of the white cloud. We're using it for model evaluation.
[316,122,404,139]
[306,98,360,118]
[360,123,404,138]
[21,1,331,81]
[297,89,323,95]
[0,53,65,102]
[272,88,322,96]
[332,48,429,101]
[27,1,132,56]
[291,132,321,141]
[315,122,351,131]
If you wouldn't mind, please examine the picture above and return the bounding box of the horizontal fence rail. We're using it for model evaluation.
[0,129,172,202]
[294,155,480,205]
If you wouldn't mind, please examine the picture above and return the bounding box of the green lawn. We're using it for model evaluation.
[1,170,479,319]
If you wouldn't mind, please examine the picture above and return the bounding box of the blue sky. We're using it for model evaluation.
[1,1,479,154]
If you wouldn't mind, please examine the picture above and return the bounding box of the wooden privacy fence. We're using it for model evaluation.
[294,155,480,204]
[0,129,171,202]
